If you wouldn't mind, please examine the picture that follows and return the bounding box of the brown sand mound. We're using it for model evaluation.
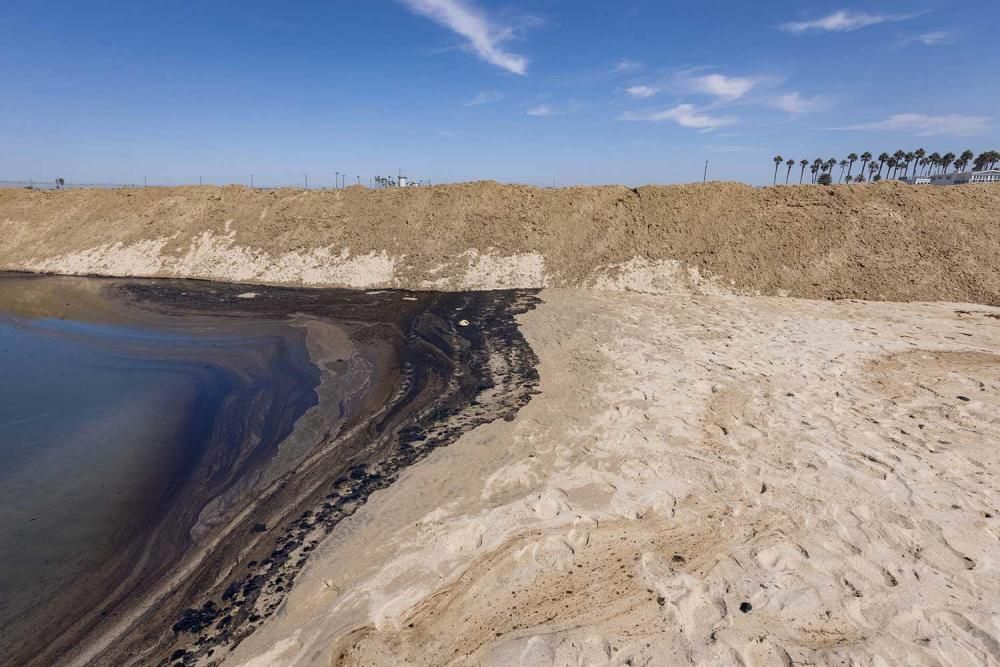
[2,180,999,303]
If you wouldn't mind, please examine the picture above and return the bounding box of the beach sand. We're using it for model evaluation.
[225,289,1000,666]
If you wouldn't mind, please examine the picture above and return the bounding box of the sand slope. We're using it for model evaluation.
[2,182,999,303]
[225,290,1000,667]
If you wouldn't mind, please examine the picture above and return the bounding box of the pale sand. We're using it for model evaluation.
[222,289,1000,666]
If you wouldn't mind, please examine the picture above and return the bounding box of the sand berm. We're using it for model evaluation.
[2,180,999,302]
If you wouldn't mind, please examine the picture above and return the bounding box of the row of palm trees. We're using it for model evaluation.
[771,149,1000,185]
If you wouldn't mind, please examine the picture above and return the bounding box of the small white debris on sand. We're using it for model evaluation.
[235,292,259,299]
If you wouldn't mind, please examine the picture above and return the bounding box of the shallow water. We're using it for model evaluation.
[0,295,327,635]
[0,273,539,666]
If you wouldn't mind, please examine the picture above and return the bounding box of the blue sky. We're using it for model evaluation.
[2,1,997,187]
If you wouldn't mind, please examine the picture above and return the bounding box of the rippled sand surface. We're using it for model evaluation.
[229,290,1000,667]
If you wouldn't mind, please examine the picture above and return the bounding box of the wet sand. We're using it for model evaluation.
[0,273,539,666]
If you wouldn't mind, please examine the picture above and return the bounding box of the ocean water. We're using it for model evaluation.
[0,300,318,636]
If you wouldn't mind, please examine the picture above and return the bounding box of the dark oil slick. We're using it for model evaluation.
[0,273,539,666]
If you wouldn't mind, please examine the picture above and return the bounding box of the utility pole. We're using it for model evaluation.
[144,176,148,187]
[305,173,308,189]
[335,172,339,189]
[357,175,360,186]
[199,176,203,186]
[703,161,709,183]
[250,174,254,188]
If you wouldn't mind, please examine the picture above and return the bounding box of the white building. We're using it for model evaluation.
[907,169,1000,185]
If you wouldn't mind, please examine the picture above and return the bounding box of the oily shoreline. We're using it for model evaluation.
[0,274,541,667]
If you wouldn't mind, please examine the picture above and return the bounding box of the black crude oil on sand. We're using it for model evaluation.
[0,273,539,666]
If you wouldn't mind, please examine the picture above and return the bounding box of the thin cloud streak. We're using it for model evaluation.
[400,0,530,74]
[465,90,504,106]
[612,59,643,74]
[558,59,644,85]
[526,100,582,116]
[772,92,830,115]
[625,85,659,99]
[780,10,915,34]
[527,104,553,116]
[917,31,955,46]
[619,104,736,131]
[828,113,990,136]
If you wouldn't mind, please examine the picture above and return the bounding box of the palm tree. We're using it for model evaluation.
[877,152,890,179]
[773,155,783,185]
[886,157,898,179]
[960,149,974,172]
[846,153,858,180]
[973,151,999,170]
[826,158,837,175]
[859,152,872,181]
[799,159,809,184]
[785,158,795,184]
[891,150,906,178]
[918,157,929,176]
[868,161,879,181]
[838,159,848,183]
[904,152,915,178]
[927,152,942,175]
[810,163,820,183]
[942,152,956,175]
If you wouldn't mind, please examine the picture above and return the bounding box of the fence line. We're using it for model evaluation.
[0,179,141,190]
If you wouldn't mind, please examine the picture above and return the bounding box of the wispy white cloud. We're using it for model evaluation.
[612,59,643,74]
[780,10,915,34]
[829,113,990,136]
[687,73,759,100]
[560,59,643,85]
[619,104,736,131]
[400,0,532,74]
[624,85,659,99]
[665,70,767,101]
[915,31,955,46]
[527,104,554,116]
[526,100,582,117]
[464,90,504,106]
[772,92,830,115]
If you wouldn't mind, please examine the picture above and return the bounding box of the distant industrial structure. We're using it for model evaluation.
[372,173,428,188]
[903,169,1000,186]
